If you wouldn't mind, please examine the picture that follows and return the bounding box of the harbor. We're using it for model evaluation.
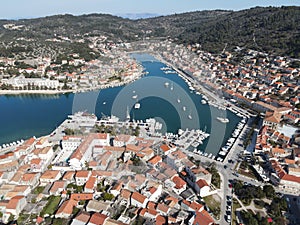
[0,53,243,158]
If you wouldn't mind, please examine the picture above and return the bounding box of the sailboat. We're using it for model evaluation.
[177,98,181,103]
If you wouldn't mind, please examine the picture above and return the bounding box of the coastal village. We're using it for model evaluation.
[0,35,299,225]
[0,41,144,94]
[0,112,218,225]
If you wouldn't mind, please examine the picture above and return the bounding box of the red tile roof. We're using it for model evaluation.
[56,199,77,216]
[172,176,186,189]
[192,210,215,225]
[89,213,108,225]
[148,155,162,165]
[70,193,93,201]
[6,195,24,209]
[196,179,209,188]
[132,192,147,204]
[160,144,170,152]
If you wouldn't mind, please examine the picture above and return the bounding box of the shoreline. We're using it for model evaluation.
[0,73,145,96]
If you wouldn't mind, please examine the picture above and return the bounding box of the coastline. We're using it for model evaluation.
[0,72,145,96]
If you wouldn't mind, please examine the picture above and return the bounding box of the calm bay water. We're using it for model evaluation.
[0,53,240,155]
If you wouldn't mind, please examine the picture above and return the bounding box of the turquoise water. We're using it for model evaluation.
[0,53,240,155]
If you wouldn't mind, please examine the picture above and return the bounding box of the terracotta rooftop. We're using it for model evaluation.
[160,144,170,152]
[281,174,300,183]
[192,210,215,225]
[56,199,77,216]
[120,189,131,200]
[132,192,147,203]
[75,170,90,178]
[62,171,75,180]
[71,193,93,201]
[148,155,162,165]
[89,212,108,225]
[196,179,209,188]
[6,195,24,210]
[40,170,60,179]
[172,175,186,189]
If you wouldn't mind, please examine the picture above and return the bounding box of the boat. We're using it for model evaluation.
[164,82,169,87]
[103,101,106,105]
[132,95,138,99]
[188,111,192,120]
[217,117,229,123]
[219,151,226,156]
[164,70,177,74]
[134,102,140,109]
[161,66,171,71]
[183,106,186,111]
[170,82,173,91]
[201,99,207,104]
[191,142,200,147]
[177,98,181,103]
[126,106,130,120]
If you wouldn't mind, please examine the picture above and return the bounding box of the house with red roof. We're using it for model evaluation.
[181,200,204,213]
[5,195,26,217]
[188,210,216,225]
[30,158,43,172]
[75,170,91,186]
[70,193,93,201]
[87,213,108,225]
[195,179,210,197]
[147,155,162,166]
[55,199,78,218]
[49,181,67,196]
[40,170,62,186]
[84,176,97,193]
[280,174,300,191]
[171,175,187,194]
[131,192,148,208]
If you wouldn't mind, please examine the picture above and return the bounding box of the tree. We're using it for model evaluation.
[64,128,75,135]
[102,192,114,201]
[263,185,275,199]
[254,186,265,199]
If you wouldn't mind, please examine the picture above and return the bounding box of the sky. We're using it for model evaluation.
[1,0,300,19]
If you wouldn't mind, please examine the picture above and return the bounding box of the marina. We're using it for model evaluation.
[0,53,242,158]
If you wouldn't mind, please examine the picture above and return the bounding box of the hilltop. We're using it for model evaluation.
[0,6,299,58]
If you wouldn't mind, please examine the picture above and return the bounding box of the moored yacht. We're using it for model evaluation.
[217,117,229,123]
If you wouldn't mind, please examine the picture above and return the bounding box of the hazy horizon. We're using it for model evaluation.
[1,0,299,20]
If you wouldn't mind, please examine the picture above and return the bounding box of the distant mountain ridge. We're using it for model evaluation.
[0,6,299,58]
